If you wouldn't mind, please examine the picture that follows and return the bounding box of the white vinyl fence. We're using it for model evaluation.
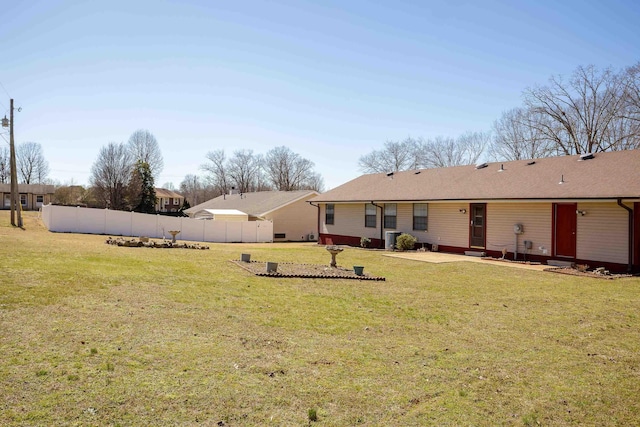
[40,205,274,243]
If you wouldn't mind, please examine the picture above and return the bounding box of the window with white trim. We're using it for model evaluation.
[325,204,334,225]
[384,203,397,229]
[413,203,428,231]
[365,203,377,228]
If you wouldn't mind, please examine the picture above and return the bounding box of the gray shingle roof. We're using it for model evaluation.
[311,150,640,203]
[185,190,319,217]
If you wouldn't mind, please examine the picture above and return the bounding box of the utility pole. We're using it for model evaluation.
[8,99,21,227]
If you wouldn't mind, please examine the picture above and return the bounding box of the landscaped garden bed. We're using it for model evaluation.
[232,259,385,280]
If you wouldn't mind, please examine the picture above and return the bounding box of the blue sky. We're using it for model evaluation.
[1,0,638,190]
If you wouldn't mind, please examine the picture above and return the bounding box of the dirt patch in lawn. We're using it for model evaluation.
[232,260,385,280]
[544,267,633,280]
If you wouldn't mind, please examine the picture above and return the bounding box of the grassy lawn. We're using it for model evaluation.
[1,211,639,426]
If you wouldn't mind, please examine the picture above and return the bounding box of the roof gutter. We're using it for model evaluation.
[617,199,633,273]
[307,201,320,244]
[370,201,384,249]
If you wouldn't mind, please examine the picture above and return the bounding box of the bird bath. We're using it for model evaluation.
[168,230,180,243]
[326,245,343,267]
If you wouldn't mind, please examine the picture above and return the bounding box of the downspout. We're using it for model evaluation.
[308,201,320,244]
[371,201,384,249]
[617,199,633,273]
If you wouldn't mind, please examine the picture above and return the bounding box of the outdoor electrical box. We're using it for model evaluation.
[523,240,533,249]
[513,224,524,234]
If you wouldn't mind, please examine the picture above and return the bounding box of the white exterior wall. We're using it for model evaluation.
[485,203,552,257]
[321,203,376,239]
[576,202,629,264]
[266,195,318,241]
[40,205,273,243]
[421,203,469,248]
[322,202,470,246]
[213,214,248,222]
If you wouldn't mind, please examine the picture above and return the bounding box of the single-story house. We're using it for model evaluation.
[155,188,185,213]
[309,149,640,273]
[185,189,319,241]
[0,183,55,211]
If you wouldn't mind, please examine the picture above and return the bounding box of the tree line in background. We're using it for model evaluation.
[179,146,324,208]
[87,129,163,211]
[0,142,50,184]
[359,63,640,173]
[55,133,324,211]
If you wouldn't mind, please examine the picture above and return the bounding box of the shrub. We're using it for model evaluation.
[360,237,371,248]
[395,233,417,251]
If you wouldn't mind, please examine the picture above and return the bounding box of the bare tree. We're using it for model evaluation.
[523,65,637,155]
[201,149,230,195]
[490,108,553,161]
[0,146,9,184]
[180,174,204,206]
[90,142,133,210]
[623,62,640,113]
[358,138,423,173]
[227,149,264,193]
[16,142,50,184]
[303,171,325,192]
[127,129,164,180]
[53,185,88,206]
[264,146,322,190]
[421,132,488,168]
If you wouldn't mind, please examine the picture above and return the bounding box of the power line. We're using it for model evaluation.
[0,81,11,99]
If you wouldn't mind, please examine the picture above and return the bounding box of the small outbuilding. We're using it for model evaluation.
[192,209,249,222]
[185,189,319,242]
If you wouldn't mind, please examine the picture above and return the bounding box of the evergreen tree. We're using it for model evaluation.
[129,161,157,213]
[179,198,191,212]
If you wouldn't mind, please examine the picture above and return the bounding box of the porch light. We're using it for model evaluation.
[459,208,467,214]
[576,210,586,216]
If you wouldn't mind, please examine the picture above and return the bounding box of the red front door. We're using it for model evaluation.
[554,203,577,258]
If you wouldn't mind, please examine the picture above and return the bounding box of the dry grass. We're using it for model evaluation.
[1,211,640,426]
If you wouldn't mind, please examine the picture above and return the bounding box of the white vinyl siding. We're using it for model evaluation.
[485,203,552,257]
[322,204,379,239]
[421,203,469,248]
[266,195,318,241]
[576,202,629,264]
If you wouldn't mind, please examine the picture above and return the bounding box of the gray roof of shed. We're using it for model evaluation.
[311,149,640,203]
[185,190,319,217]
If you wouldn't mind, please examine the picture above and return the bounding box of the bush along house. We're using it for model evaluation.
[309,149,640,273]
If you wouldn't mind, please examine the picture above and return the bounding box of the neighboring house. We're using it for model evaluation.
[185,189,319,241]
[310,150,640,273]
[155,188,185,213]
[0,183,55,211]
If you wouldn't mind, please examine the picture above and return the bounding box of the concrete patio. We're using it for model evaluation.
[384,251,549,271]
